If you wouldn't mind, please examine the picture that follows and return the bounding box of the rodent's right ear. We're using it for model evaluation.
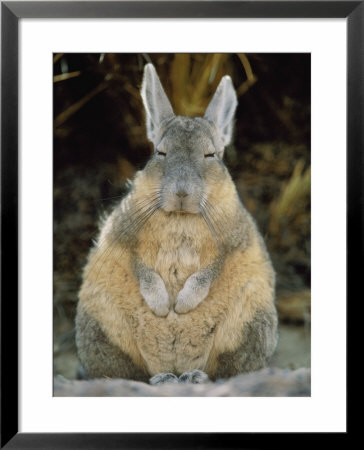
[140,64,175,145]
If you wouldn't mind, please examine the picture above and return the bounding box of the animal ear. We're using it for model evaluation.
[140,63,175,144]
[204,75,238,147]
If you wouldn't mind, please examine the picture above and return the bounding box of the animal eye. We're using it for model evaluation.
[205,153,215,158]
[157,151,166,156]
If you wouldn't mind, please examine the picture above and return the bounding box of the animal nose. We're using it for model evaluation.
[176,191,188,198]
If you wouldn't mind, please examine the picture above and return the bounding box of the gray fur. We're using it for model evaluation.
[133,257,170,317]
[204,75,238,151]
[140,63,174,144]
[75,307,149,382]
[178,370,209,384]
[150,369,209,385]
[212,310,278,380]
[149,373,178,385]
[139,66,238,220]
[76,64,277,384]
[138,66,242,314]
[174,255,225,314]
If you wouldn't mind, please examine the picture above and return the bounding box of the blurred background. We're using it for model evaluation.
[53,53,311,378]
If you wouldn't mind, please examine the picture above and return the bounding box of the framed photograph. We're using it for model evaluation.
[52,50,311,392]
[2,1,358,447]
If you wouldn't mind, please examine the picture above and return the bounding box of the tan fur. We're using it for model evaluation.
[78,169,276,378]
[76,64,278,381]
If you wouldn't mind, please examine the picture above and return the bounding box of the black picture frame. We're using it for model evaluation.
[1,1,359,448]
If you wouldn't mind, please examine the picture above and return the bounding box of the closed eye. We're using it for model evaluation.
[205,153,215,158]
[157,151,166,156]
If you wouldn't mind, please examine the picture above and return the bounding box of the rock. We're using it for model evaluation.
[54,367,310,397]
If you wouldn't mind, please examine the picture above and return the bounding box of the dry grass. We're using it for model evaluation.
[54,53,257,128]
[269,159,311,236]
[277,289,311,323]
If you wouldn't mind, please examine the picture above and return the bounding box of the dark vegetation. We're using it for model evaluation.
[53,54,311,377]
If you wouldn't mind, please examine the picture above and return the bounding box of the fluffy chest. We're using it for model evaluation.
[155,233,200,297]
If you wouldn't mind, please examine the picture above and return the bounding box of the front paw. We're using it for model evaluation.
[174,275,210,314]
[174,289,195,314]
[140,275,170,317]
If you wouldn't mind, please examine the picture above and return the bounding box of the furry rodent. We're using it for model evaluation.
[76,63,278,384]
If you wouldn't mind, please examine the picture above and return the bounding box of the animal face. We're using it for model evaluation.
[150,116,225,213]
[140,63,237,215]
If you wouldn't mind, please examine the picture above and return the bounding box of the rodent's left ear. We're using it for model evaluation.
[204,75,238,147]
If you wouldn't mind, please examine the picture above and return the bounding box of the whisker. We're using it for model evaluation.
[104,202,162,293]
[91,194,161,259]
[85,194,162,289]
[200,194,232,253]
[100,194,125,201]
[204,201,232,253]
[101,184,161,202]
[200,207,221,248]
[89,204,161,297]
[118,202,161,239]
[118,193,162,222]
[202,194,231,230]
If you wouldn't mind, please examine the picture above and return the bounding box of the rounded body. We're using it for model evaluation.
[75,63,278,382]
[76,172,278,381]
